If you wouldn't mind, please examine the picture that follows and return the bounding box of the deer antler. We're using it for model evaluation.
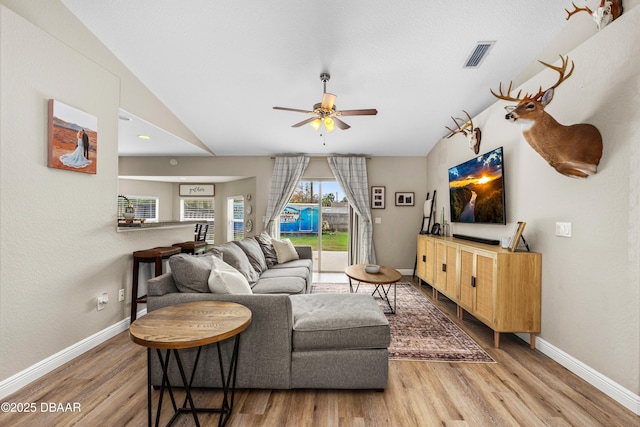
[531,55,575,100]
[491,55,575,102]
[445,111,475,138]
[462,110,474,130]
[445,116,466,138]
[490,80,535,102]
[565,2,593,20]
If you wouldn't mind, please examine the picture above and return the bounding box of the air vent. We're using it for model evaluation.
[464,41,495,68]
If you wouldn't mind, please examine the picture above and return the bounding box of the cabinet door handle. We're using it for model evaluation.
[471,276,476,288]
[422,255,426,262]
[442,263,446,272]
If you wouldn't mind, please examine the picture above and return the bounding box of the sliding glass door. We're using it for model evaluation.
[279,181,348,272]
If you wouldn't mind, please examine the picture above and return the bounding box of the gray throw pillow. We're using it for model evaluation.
[234,238,268,274]
[217,242,260,285]
[255,231,278,267]
[168,253,213,293]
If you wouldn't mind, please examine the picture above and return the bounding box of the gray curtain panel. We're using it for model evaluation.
[264,156,309,237]
[327,156,376,265]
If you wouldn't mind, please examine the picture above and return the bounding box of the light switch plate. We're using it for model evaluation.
[555,222,572,237]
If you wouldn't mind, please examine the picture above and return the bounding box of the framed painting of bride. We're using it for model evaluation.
[47,99,97,174]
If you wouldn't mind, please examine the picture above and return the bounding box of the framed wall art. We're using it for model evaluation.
[395,192,415,206]
[371,186,385,209]
[48,99,98,174]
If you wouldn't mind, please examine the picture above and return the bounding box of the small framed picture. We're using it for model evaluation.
[395,192,415,206]
[371,186,385,209]
[509,221,526,252]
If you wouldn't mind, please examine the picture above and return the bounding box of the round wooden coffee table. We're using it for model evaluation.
[130,301,252,427]
[345,264,402,314]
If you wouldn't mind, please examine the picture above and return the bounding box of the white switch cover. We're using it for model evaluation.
[375,217,382,224]
[555,222,572,237]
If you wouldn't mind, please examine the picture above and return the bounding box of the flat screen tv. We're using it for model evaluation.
[448,147,506,224]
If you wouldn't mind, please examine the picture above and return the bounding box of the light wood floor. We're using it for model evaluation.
[1,277,637,426]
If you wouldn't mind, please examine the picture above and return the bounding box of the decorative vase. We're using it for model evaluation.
[124,201,135,223]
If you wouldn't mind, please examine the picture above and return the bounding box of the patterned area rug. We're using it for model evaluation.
[312,282,495,363]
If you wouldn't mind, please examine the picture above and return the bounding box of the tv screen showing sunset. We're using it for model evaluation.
[448,147,505,224]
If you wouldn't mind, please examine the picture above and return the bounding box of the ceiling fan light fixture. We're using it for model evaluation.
[310,118,322,131]
[324,117,335,132]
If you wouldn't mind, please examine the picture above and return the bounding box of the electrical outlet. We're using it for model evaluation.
[118,289,125,302]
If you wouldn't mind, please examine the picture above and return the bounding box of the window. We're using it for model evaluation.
[181,198,215,242]
[118,195,159,222]
[227,196,244,241]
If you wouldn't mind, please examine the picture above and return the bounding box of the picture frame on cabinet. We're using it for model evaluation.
[509,221,526,252]
[371,186,385,209]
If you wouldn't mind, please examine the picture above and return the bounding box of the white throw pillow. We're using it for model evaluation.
[271,238,300,264]
[208,256,253,294]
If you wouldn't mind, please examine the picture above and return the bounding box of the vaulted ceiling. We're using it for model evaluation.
[61,0,600,157]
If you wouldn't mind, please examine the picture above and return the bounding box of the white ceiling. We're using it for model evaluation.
[62,0,599,157]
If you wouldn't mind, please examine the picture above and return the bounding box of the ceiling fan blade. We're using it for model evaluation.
[333,117,351,130]
[291,117,318,128]
[321,93,337,110]
[337,108,378,116]
[273,106,313,114]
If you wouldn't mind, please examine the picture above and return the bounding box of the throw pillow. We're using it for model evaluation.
[168,253,213,293]
[271,238,300,264]
[233,238,268,274]
[255,231,278,267]
[216,242,260,285]
[208,256,253,294]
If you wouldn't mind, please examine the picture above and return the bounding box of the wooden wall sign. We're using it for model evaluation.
[179,184,215,197]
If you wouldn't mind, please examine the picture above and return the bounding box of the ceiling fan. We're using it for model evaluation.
[273,73,378,132]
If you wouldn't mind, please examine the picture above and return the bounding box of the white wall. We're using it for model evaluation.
[427,7,640,397]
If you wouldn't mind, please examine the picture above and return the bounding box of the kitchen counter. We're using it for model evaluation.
[117,220,204,232]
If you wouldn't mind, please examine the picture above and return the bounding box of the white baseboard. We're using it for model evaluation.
[516,333,640,415]
[0,309,146,400]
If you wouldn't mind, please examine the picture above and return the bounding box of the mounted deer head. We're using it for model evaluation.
[565,0,623,30]
[490,55,603,178]
[444,110,482,154]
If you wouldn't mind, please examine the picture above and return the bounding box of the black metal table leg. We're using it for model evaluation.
[148,337,242,427]
[372,283,396,314]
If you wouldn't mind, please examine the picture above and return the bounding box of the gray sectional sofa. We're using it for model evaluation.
[145,234,391,390]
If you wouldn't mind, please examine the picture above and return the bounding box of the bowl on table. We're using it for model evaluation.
[364,264,380,274]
